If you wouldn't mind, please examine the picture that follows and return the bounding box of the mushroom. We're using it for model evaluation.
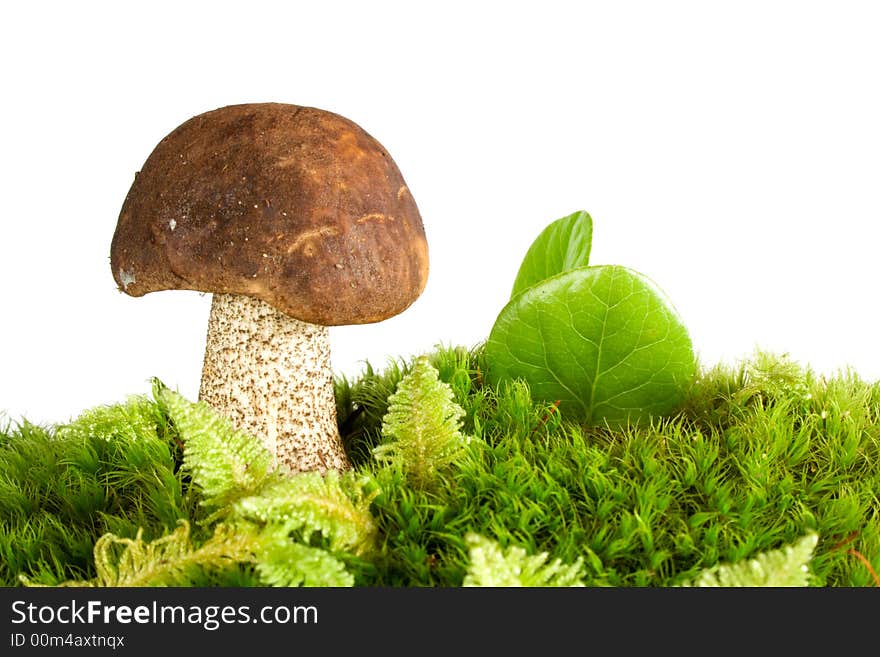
[110,103,429,474]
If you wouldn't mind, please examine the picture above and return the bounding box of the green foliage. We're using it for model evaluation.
[234,471,377,555]
[335,344,477,468]
[0,396,194,586]
[373,355,471,489]
[462,532,820,588]
[151,386,377,587]
[233,471,378,586]
[487,265,696,425]
[22,521,254,587]
[153,379,274,512]
[486,213,696,426]
[3,345,879,588]
[15,386,380,588]
[463,534,586,586]
[338,345,879,587]
[255,538,353,587]
[680,533,818,587]
[510,210,593,297]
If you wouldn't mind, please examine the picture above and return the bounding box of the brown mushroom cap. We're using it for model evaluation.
[110,103,429,325]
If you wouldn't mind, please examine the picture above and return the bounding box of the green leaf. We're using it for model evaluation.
[510,210,593,298]
[486,264,696,426]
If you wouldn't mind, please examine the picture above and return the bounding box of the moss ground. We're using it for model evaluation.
[2,346,878,586]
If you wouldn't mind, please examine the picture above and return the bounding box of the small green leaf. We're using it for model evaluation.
[486,265,696,426]
[510,210,593,298]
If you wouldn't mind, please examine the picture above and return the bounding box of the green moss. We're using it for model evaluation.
[0,397,202,586]
[2,347,878,586]
[336,346,879,587]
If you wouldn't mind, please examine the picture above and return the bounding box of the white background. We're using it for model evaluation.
[2,1,878,427]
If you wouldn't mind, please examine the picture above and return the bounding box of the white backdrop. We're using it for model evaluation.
[2,1,878,427]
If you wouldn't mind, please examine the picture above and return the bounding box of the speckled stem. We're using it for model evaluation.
[198,293,351,474]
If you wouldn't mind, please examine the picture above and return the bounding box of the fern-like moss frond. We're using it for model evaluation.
[153,381,276,511]
[23,521,255,587]
[680,533,819,586]
[55,395,162,446]
[374,355,470,488]
[255,532,353,587]
[233,470,378,557]
[463,534,586,587]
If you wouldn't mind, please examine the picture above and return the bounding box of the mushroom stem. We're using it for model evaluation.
[198,293,351,474]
